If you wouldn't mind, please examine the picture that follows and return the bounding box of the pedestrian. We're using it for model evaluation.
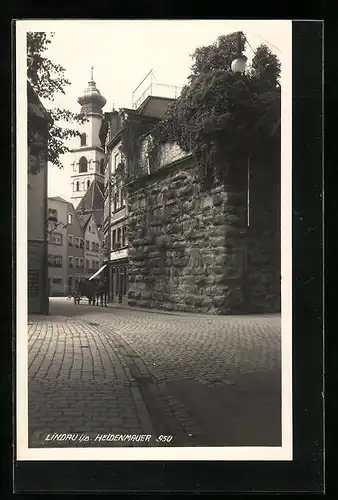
[97,278,108,307]
[73,288,81,305]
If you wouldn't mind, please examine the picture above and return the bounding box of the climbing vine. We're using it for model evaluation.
[120,116,157,179]
[151,32,281,188]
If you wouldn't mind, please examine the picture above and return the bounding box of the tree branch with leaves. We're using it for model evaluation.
[27,32,88,172]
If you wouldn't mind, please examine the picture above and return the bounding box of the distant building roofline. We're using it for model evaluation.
[48,196,70,204]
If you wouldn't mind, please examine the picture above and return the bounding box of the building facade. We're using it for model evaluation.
[47,197,68,296]
[48,197,103,295]
[27,82,51,314]
[66,202,85,293]
[103,97,175,302]
[78,213,103,280]
[103,125,128,302]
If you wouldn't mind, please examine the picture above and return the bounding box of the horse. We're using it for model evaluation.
[78,278,100,305]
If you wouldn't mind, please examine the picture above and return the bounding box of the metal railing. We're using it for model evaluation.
[131,69,182,110]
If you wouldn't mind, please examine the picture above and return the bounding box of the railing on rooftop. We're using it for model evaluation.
[131,69,182,110]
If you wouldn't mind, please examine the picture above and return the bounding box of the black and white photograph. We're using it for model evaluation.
[16,19,292,461]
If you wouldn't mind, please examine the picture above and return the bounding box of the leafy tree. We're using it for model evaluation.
[27,32,87,173]
[152,32,281,188]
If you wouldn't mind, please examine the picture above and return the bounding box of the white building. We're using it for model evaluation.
[69,69,106,208]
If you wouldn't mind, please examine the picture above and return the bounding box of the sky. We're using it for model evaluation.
[19,19,291,202]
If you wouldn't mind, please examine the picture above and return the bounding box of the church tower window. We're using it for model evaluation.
[79,156,88,173]
[80,133,87,146]
[76,181,80,191]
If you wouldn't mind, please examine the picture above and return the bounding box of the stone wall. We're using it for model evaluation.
[138,133,190,179]
[127,152,280,314]
[127,130,281,315]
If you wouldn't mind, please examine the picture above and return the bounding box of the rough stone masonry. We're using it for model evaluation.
[127,137,280,315]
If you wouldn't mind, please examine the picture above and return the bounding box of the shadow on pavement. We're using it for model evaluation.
[165,370,282,447]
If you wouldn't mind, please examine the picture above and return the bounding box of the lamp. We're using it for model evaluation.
[231,32,247,74]
[231,56,247,74]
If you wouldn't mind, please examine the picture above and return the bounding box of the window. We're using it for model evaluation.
[80,238,84,249]
[75,258,80,268]
[80,258,84,268]
[121,186,126,207]
[48,208,57,221]
[91,242,96,251]
[80,133,87,146]
[79,156,88,173]
[88,225,92,233]
[86,259,89,269]
[112,229,116,250]
[55,256,62,267]
[68,235,73,246]
[114,152,120,169]
[113,192,118,212]
[122,226,127,247]
[68,256,73,268]
[51,232,63,245]
[76,181,80,192]
[75,237,80,248]
[85,240,89,250]
[96,242,100,252]
[52,278,62,284]
[48,255,62,267]
[68,213,73,225]
[100,159,105,175]
[117,228,121,249]
[87,179,90,189]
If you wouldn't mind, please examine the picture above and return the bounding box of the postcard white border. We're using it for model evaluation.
[16,19,292,461]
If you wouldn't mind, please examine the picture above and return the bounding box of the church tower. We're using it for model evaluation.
[70,68,107,208]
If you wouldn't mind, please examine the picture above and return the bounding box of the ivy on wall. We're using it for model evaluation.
[120,117,158,179]
[151,32,281,189]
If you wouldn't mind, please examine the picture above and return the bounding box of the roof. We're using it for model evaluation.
[106,100,169,150]
[136,95,175,115]
[77,213,92,229]
[75,180,104,227]
[49,196,69,204]
[92,210,104,228]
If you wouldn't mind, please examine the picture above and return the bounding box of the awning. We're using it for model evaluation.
[88,264,107,281]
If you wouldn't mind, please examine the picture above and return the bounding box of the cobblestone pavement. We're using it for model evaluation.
[28,298,281,448]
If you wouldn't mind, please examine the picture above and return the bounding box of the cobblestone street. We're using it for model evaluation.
[28,298,281,448]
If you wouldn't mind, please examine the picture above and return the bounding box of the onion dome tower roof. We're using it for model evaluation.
[77,67,106,115]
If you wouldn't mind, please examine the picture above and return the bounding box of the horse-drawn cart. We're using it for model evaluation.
[73,278,108,307]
